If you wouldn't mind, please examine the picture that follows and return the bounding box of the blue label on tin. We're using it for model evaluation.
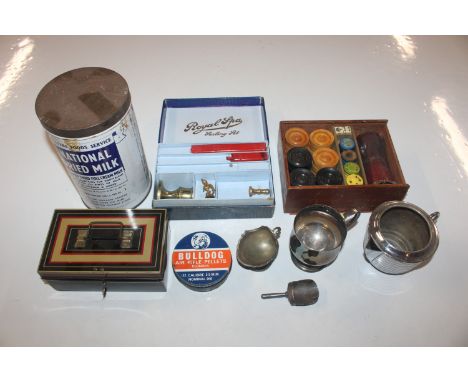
[172,232,232,290]
[56,139,124,176]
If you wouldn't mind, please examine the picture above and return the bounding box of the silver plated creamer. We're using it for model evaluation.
[237,226,281,270]
[364,201,440,275]
[290,205,360,271]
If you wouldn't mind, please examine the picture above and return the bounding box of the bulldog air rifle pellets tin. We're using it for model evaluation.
[172,231,232,291]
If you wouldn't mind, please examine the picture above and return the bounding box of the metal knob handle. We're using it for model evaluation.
[261,279,319,306]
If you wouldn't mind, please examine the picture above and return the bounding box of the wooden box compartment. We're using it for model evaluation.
[278,120,409,213]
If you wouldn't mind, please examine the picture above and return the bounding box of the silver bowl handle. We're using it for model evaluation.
[430,212,440,224]
[342,209,360,229]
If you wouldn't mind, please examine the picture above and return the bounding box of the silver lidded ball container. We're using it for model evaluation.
[35,67,151,208]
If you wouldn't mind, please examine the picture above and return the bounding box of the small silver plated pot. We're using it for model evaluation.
[290,205,360,271]
[237,226,281,270]
[364,201,440,275]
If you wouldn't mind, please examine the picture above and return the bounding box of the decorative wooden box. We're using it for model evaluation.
[278,120,409,213]
[38,209,168,296]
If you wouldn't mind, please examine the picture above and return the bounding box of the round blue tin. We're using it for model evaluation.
[172,231,232,291]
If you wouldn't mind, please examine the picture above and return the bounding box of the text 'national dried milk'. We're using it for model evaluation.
[35,67,151,208]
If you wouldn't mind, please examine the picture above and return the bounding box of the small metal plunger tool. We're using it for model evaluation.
[261,279,319,306]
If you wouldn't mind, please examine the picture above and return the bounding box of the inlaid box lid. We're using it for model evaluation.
[38,209,168,280]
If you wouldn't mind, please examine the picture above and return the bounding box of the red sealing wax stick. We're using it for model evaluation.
[226,152,269,162]
[191,142,267,154]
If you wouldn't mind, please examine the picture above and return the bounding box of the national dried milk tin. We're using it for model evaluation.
[35,67,151,208]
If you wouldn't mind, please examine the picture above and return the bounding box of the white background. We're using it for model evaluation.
[0,35,467,346]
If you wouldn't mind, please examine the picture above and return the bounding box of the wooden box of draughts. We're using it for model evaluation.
[278,120,409,213]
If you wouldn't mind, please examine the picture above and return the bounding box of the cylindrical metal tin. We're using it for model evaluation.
[172,231,232,291]
[35,67,151,208]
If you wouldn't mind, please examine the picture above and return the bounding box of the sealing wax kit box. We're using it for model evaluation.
[278,120,409,213]
[38,209,168,295]
[152,97,275,219]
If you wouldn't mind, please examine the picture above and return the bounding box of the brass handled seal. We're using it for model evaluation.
[157,181,193,199]
[249,186,270,197]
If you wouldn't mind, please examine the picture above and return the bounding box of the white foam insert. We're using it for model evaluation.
[156,162,270,174]
[153,170,273,207]
[216,171,272,200]
[156,173,193,191]
[161,106,266,144]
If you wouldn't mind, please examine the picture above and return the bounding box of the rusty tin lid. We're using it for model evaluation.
[35,67,131,138]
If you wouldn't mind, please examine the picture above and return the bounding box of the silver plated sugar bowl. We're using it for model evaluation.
[364,201,440,275]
